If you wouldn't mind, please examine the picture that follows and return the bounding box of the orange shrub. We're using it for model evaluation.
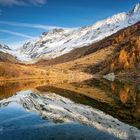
[119,49,128,64]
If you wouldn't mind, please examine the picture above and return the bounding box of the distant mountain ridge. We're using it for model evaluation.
[0,4,139,85]
[0,44,18,63]
[35,21,140,80]
[0,3,140,63]
[0,44,11,51]
[17,3,140,62]
[35,22,140,66]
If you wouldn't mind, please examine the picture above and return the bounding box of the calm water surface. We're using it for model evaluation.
[0,79,140,140]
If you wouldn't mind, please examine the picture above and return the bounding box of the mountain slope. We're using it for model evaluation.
[84,22,140,79]
[0,44,18,63]
[36,22,140,66]
[18,3,140,62]
[36,22,140,80]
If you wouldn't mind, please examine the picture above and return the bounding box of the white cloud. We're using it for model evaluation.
[0,0,47,6]
[0,0,26,6]
[0,29,35,39]
[0,21,69,30]
[28,0,47,5]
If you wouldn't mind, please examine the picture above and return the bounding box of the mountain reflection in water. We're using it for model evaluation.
[0,79,140,140]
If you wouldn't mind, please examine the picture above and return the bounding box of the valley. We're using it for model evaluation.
[0,4,140,82]
[0,3,140,140]
[0,22,140,82]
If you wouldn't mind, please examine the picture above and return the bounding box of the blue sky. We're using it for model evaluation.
[0,0,139,49]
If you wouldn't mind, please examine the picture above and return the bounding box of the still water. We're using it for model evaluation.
[0,79,140,140]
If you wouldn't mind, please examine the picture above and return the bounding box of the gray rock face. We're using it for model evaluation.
[0,44,11,50]
[0,51,18,63]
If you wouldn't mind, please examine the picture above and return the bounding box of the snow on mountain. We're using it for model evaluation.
[0,90,140,140]
[0,44,11,53]
[0,44,32,62]
[16,3,140,62]
[1,3,140,63]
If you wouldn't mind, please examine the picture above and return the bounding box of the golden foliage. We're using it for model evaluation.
[110,63,115,71]
[124,61,130,69]
[119,49,128,64]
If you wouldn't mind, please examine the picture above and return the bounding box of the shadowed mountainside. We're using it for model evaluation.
[85,22,140,79]
[0,51,18,63]
[36,22,140,66]
[34,22,140,79]
[0,22,140,81]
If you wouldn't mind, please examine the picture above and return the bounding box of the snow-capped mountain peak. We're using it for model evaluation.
[0,44,11,51]
[3,3,140,63]
[130,3,140,14]
[0,44,12,54]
